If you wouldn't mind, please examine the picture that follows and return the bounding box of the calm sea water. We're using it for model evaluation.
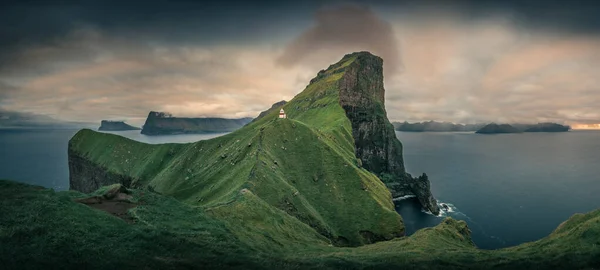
[0,128,598,249]
[395,131,600,249]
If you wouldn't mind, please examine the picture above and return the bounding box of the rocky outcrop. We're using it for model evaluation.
[98,120,140,131]
[68,148,136,193]
[337,52,440,215]
[141,111,253,135]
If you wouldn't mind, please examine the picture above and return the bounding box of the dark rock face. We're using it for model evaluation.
[141,111,252,135]
[98,120,140,131]
[337,52,440,215]
[68,148,136,193]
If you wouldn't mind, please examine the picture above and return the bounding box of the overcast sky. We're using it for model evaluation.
[1,0,599,127]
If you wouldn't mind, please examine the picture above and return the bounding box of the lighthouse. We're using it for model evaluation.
[279,108,287,119]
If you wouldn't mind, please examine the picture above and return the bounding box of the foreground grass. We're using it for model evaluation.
[0,180,267,269]
[1,179,599,269]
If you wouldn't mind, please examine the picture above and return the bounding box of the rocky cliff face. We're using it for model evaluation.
[338,52,440,215]
[68,148,136,193]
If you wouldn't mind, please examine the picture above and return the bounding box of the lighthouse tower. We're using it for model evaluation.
[279,108,287,119]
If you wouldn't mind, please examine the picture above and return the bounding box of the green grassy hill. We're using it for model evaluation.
[3,51,597,269]
[69,52,405,246]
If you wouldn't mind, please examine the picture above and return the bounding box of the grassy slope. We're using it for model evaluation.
[0,180,264,270]
[1,179,599,269]
[69,53,401,246]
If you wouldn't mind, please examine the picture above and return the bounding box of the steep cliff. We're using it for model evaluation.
[337,52,439,215]
[68,149,135,193]
[98,120,140,131]
[141,111,252,135]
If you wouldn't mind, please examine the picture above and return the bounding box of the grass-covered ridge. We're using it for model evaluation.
[2,179,599,269]
[69,52,404,246]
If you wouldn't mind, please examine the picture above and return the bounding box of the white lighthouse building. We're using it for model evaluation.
[279,108,287,119]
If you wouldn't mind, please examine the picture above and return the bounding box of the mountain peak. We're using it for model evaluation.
[342,51,381,60]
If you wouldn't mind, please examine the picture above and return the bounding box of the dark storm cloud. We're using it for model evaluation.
[2,0,599,71]
[0,0,322,72]
[377,0,600,34]
[2,0,599,54]
[277,5,401,74]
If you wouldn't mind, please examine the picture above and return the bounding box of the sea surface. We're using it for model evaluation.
[395,130,600,249]
[0,128,598,249]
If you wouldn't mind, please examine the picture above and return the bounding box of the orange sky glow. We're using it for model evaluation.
[571,124,600,130]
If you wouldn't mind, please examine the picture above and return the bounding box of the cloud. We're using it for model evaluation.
[1,3,599,127]
[0,27,315,126]
[276,5,401,75]
[384,15,600,125]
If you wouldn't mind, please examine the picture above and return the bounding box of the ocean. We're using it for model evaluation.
[1,128,598,249]
[395,130,600,249]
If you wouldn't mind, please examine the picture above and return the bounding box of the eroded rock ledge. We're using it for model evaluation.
[68,148,136,193]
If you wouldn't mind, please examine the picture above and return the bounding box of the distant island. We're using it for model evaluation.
[0,109,94,129]
[476,123,570,134]
[521,123,570,132]
[393,121,485,132]
[98,120,140,131]
[476,123,522,134]
[393,121,570,134]
[140,111,253,135]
